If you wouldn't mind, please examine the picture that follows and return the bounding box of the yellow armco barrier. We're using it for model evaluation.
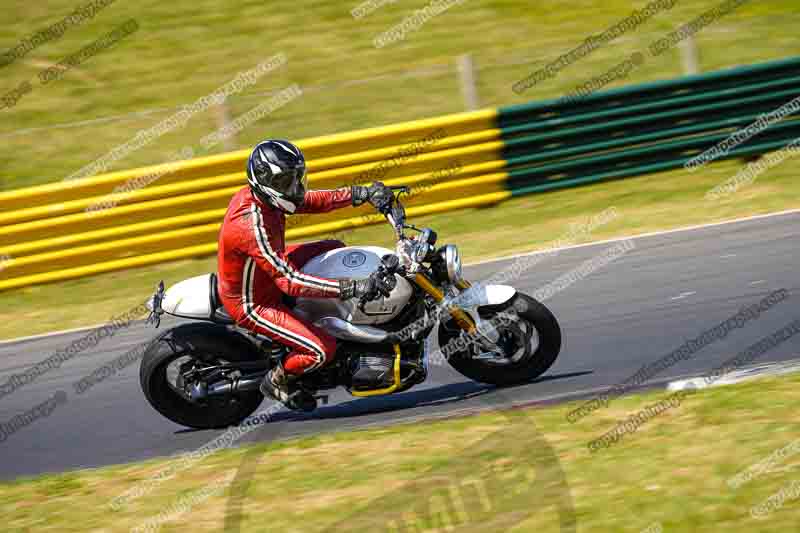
[0,209,227,258]
[0,150,251,214]
[308,140,504,186]
[0,173,509,280]
[296,108,497,159]
[0,109,497,213]
[0,107,505,291]
[310,128,501,172]
[0,189,511,292]
[0,187,239,247]
[0,172,245,227]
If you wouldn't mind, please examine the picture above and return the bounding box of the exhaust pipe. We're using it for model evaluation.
[191,373,266,400]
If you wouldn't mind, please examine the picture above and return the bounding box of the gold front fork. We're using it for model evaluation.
[413,273,476,333]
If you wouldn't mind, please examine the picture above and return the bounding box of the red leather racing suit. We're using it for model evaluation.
[217,186,352,375]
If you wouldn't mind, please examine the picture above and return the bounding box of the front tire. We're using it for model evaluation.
[140,323,265,429]
[439,293,561,386]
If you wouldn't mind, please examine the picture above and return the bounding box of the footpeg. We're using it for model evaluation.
[288,391,317,412]
[314,394,329,405]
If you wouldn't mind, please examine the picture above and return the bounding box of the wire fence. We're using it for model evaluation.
[0,49,538,140]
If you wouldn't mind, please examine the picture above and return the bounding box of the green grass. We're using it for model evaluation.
[3,370,800,531]
[1,0,798,189]
[1,154,797,340]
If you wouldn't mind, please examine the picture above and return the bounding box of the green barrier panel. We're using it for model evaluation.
[498,55,800,199]
[502,90,800,157]
[506,118,800,172]
[499,56,800,127]
[506,121,800,189]
[500,76,800,138]
[509,136,799,198]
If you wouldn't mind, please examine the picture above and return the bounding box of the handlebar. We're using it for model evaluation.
[377,185,409,240]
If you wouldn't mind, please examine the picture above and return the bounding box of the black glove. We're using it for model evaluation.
[339,269,397,301]
[352,182,393,211]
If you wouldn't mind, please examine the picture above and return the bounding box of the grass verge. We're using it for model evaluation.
[3,372,800,531]
[1,155,798,340]
[1,0,798,188]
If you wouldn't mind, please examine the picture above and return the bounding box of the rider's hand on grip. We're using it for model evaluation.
[374,266,397,297]
[339,267,396,302]
[356,268,395,312]
[351,182,393,212]
[381,253,400,271]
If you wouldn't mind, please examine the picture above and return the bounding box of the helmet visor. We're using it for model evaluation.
[272,166,307,207]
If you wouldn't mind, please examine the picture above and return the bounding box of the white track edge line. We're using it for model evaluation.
[464,207,800,268]
[0,319,147,347]
[2,208,799,346]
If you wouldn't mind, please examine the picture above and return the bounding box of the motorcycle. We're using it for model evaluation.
[141,186,561,429]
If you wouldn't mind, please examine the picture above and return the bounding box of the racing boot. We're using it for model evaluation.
[260,364,317,412]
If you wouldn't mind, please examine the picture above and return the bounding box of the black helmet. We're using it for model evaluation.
[246,139,308,213]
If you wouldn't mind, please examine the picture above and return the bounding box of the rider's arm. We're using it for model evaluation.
[297,182,393,214]
[295,188,352,214]
[245,205,342,299]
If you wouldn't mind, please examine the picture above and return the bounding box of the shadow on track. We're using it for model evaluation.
[175,370,593,434]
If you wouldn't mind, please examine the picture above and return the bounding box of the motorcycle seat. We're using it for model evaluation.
[209,273,235,325]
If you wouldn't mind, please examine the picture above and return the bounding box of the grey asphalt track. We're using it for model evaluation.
[1,211,798,481]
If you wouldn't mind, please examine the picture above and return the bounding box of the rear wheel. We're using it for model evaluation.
[140,323,266,429]
[439,293,561,386]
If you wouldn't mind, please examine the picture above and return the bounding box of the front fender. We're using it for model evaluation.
[449,283,517,310]
[442,283,516,344]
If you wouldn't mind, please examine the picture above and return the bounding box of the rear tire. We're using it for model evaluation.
[439,293,561,386]
[140,323,265,429]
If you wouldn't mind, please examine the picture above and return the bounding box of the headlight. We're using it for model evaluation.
[443,244,463,285]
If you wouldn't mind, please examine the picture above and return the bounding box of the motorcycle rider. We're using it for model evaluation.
[217,139,395,411]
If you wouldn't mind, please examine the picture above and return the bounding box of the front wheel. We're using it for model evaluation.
[438,293,561,386]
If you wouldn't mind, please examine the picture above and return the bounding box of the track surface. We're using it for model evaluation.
[1,212,798,480]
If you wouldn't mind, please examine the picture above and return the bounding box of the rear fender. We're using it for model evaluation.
[161,274,215,320]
